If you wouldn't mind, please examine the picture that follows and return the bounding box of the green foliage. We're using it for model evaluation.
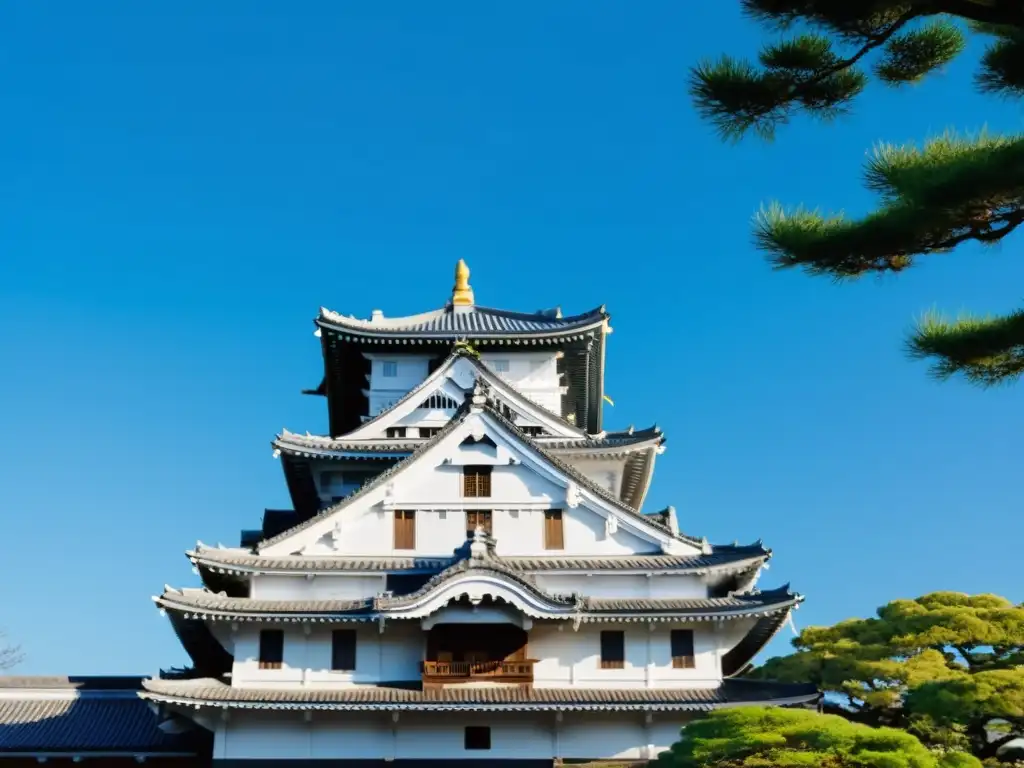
[753,592,1024,759]
[690,1,1024,385]
[655,706,982,768]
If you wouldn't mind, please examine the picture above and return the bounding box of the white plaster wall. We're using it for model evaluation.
[561,458,621,497]
[534,574,708,599]
[218,710,692,761]
[226,619,735,689]
[231,623,424,688]
[480,352,562,413]
[298,454,659,558]
[529,623,723,688]
[364,354,433,415]
[250,574,386,600]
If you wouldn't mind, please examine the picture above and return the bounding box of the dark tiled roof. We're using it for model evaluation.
[318,305,607,339]
[142,677,819,711]
[0,677,198,754]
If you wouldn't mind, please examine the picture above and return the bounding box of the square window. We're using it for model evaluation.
[331,630,357,671]
[544,509,564,550]
[386,427,407,438]
[381,361,398,377]
[394,509,416,550]
[671,629,696,669]
[466,510,492,538]
[464,726,491,750]
[463,466,492,498]
[600,630,625,669]
[258,629,284,670]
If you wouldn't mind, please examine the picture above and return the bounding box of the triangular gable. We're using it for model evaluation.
[258,397,701,557]
[343,351,585,441]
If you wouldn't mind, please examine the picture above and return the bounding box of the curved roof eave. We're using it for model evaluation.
[316,305,608,339]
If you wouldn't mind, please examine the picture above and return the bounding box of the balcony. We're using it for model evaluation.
[421,659,537,689]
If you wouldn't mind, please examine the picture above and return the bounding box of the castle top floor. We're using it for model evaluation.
[307,261,612,435]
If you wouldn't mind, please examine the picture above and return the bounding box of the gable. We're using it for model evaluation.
[259,407,699,558]
[342,354,583,441]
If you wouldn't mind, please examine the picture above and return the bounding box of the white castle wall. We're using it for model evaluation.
[225,620,744,689]
[478,351,563,413]
[296,455,660,559]
[215,710,689,761]
[362,351,563,418]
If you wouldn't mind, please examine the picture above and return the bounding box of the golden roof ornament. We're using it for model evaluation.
[451,259,475,307]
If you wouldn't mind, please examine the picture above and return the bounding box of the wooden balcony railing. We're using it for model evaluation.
[421,659,537,687]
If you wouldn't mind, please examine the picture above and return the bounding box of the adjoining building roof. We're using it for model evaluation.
[318,305,608,340]
[141,677,819,712]
[0,676,201,756]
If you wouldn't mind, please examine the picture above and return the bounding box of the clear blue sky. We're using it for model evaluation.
[1,2,1021,676]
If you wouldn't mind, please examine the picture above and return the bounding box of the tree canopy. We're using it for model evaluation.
[690,1,1024,385]
[655,706,981,768]
[754,592,1024,760]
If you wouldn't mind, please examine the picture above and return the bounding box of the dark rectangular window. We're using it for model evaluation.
[463,466,492,497]
[600,630,625,669]
[258,629,284,670]
[394,509,416,550]
[521,426,544,437]
[331,630,357,671]
[386,427,407,438]
[671,629,696,669]
[464,726,491,751]
[544,509,564,550]
[466,510,492,538]
[419,427,441,438]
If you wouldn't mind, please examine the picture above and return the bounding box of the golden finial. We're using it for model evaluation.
[451,259,475,307]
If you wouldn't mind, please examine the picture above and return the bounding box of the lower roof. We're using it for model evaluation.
[0,676,201,755]
[142,677,819,712]
[189,545,770,577]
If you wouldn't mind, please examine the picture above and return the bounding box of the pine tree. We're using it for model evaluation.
[754,592,1024,762]
[690,2,1024,386]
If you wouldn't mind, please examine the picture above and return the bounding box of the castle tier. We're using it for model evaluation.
[142,262,817,765]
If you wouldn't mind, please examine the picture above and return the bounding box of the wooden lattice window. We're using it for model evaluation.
[394,509,416,550]
[466,510,492,538]
[543,509,564,550]
[258,629,284,670]
[331,630,357,671]
[463,466,492,497]
[600,630,625,669]
[671,629,696,669]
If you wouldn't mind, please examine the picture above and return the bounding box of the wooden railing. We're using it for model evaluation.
[421,659,537,686]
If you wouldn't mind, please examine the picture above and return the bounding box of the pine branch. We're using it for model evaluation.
[908,306,1024,385]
